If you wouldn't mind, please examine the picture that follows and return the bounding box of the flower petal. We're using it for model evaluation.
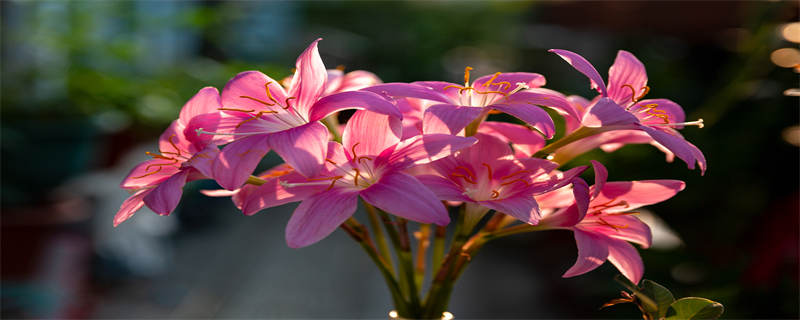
[308,90,401,122]
[630,99,686,127]
[241,174,322,216]
[477,121,545,157]
[179,87,222,127]
[415,174,471,202]
[121,159,181,189]
[606,238,645,284]
[589,160,608,199]
[285,188,359,248]
[185,144,220,179]
[267,122,330,178]
[113,189,150,227]
[329,70,382,94]
[585,215,652,249]
[480,195,541,225]
[563,229,610,278]
[639,126,706,174]
[549,49,608,96]
[472,72,547,94]
[213,134,270,190]
[422,104,483,135]
[607,50,648,106]
[582,97,639,127]
[502,89,581,122]
[594,180,686,212]
[379,134,477,171]
[342,110,402,158]
[221,71,288,112]
[287,38,327,118]
[143,169,190,215]
[362,82,452,104]
[489,103,556,138]
[361,172,450,225]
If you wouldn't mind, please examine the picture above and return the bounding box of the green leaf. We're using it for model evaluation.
[665,297,724,320]
[639,280,676,319]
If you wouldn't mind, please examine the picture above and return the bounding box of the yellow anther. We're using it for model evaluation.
[464,66,473,86]
[239,95,274,106]
[284,96,297,110]
[491,190,500,199]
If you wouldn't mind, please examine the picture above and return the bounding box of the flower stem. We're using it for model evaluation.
[363,200,395,276]
[341,218,410,316]
[322,114,342,142]
[533,126,601,159]
[431,226,447,276]
[414,224,431,291]
[422,208,470,318]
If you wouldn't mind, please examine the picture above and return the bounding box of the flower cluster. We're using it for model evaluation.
[116,39,705,290]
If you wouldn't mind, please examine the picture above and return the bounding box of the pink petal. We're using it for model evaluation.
[199,189,238,197]
[287,38,327,118]
[502,89,581,122]
[477,121,545,157]
[586,215,652,249]
[606,238,645,284]
[639,126,706,174]
[594,180,686,212]
[221,71,288,113]
[159,121,196,157]
[185,144,220,179]
[308,90,401,122]
[179,87,222,127]
[607,50,648,106]
[241,174,322,215]
[415,174,471,202]
[285,188,359,248]
[480,195,541,225]
[472,72,547,94]
[342,110,402,158]
[143,170,190,215]
[581,97,639,128]
[121,159,181,189]
[267,122,330,177]
[535,186,576,210]
[589,160,608,199]
[113,189,150,227]
[549,49,608,96]
[213,134,270,190]
[335,70,382,93]
[362,82,452,104]
[361,172,450,225]
[573,177,591,222]
[379,134,477,171]
[489,103,556,138]
[565,95,591,133]
[422,104,483,135]
[563,230,610,278]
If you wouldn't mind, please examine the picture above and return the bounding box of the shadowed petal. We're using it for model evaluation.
[607,50,648,105]
[186,145,220,179]
[285,188,359,248]
[490,103,556,138]
[563,230,610,278]
[631,99,686,126]
[343,110,402,158]
[268,122,330,178]
[549,49,608,96]
[502,89,581,122]
[143,170,190,215]
[379,134,477,171]
[477,121,545,157]
[288,38,327,118]
[606,239,645,284]
[361,172,450,225]
[422,104,483,135]
[582,98,639,127]
[639,126,706,174]
[308,90,401,122]
[416,174,471,202]
[480,196,541,225]
[213,135,270,190]
[113,189,150,227]
[589,160,608,199]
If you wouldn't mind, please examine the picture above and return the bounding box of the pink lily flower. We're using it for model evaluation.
[115,87,224,226]
[549,49,706,173]
[539,161,686,283]
[194,39,400,190]
[415,133,587,225]
[243,110,477,248]
[363,67,579,138]
[322,69,382,95]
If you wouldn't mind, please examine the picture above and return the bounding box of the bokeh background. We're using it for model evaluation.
[2,1,798,318]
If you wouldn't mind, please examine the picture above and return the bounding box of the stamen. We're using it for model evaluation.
[649,119,705,128]
[353,168,361,186]
[195,128,270,136]
[597,217,628,230]
[218,107,256,113]
[500,178,529,187]
[239,96,274,106]
[357,156,373,163]
[351,142,360,160]
[145,160,178,171]
[636,86,650,101]
[472,88,507,95]
[482,72,511,91]
[454,166,477,182]
[283,97,297,110]
[450,172,477,184]
[501,170,530,180]
[235,110,278,128]
[326,159,338,165]
[482,163,493,180]
[491,190,500,199]
[463,66,473,86]
[132,166,163,179]
[508,82,529,95]
[336,65,346,71]
[145,151,174,161]
[621,84,638,103]
[167,135,182,156]
[443,84,467,92]
[264,82,281,105]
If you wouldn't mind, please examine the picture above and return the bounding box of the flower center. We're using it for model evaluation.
[132,135,188,179]
[441,67,529,107]
[450,162,532,201]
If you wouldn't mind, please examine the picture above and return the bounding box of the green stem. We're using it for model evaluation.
[370,204,422,317]
[415,224,431,291]
[431,226,447,276]
[341,218,410,316]
[533,126,603,158]
[364,200,395,276]
[322,114,342,142]
[422,208,470,318]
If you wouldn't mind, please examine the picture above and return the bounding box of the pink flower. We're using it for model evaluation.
[322,69,382,95]
[194,39,400,190]
[549,49,706,173]
[416,133,587,225]
[540,161,686,283]
[115,87,224,226]
[363,68,579,138]
[243,110,477,248]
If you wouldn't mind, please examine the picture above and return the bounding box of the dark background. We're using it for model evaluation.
[2,1,798,318]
